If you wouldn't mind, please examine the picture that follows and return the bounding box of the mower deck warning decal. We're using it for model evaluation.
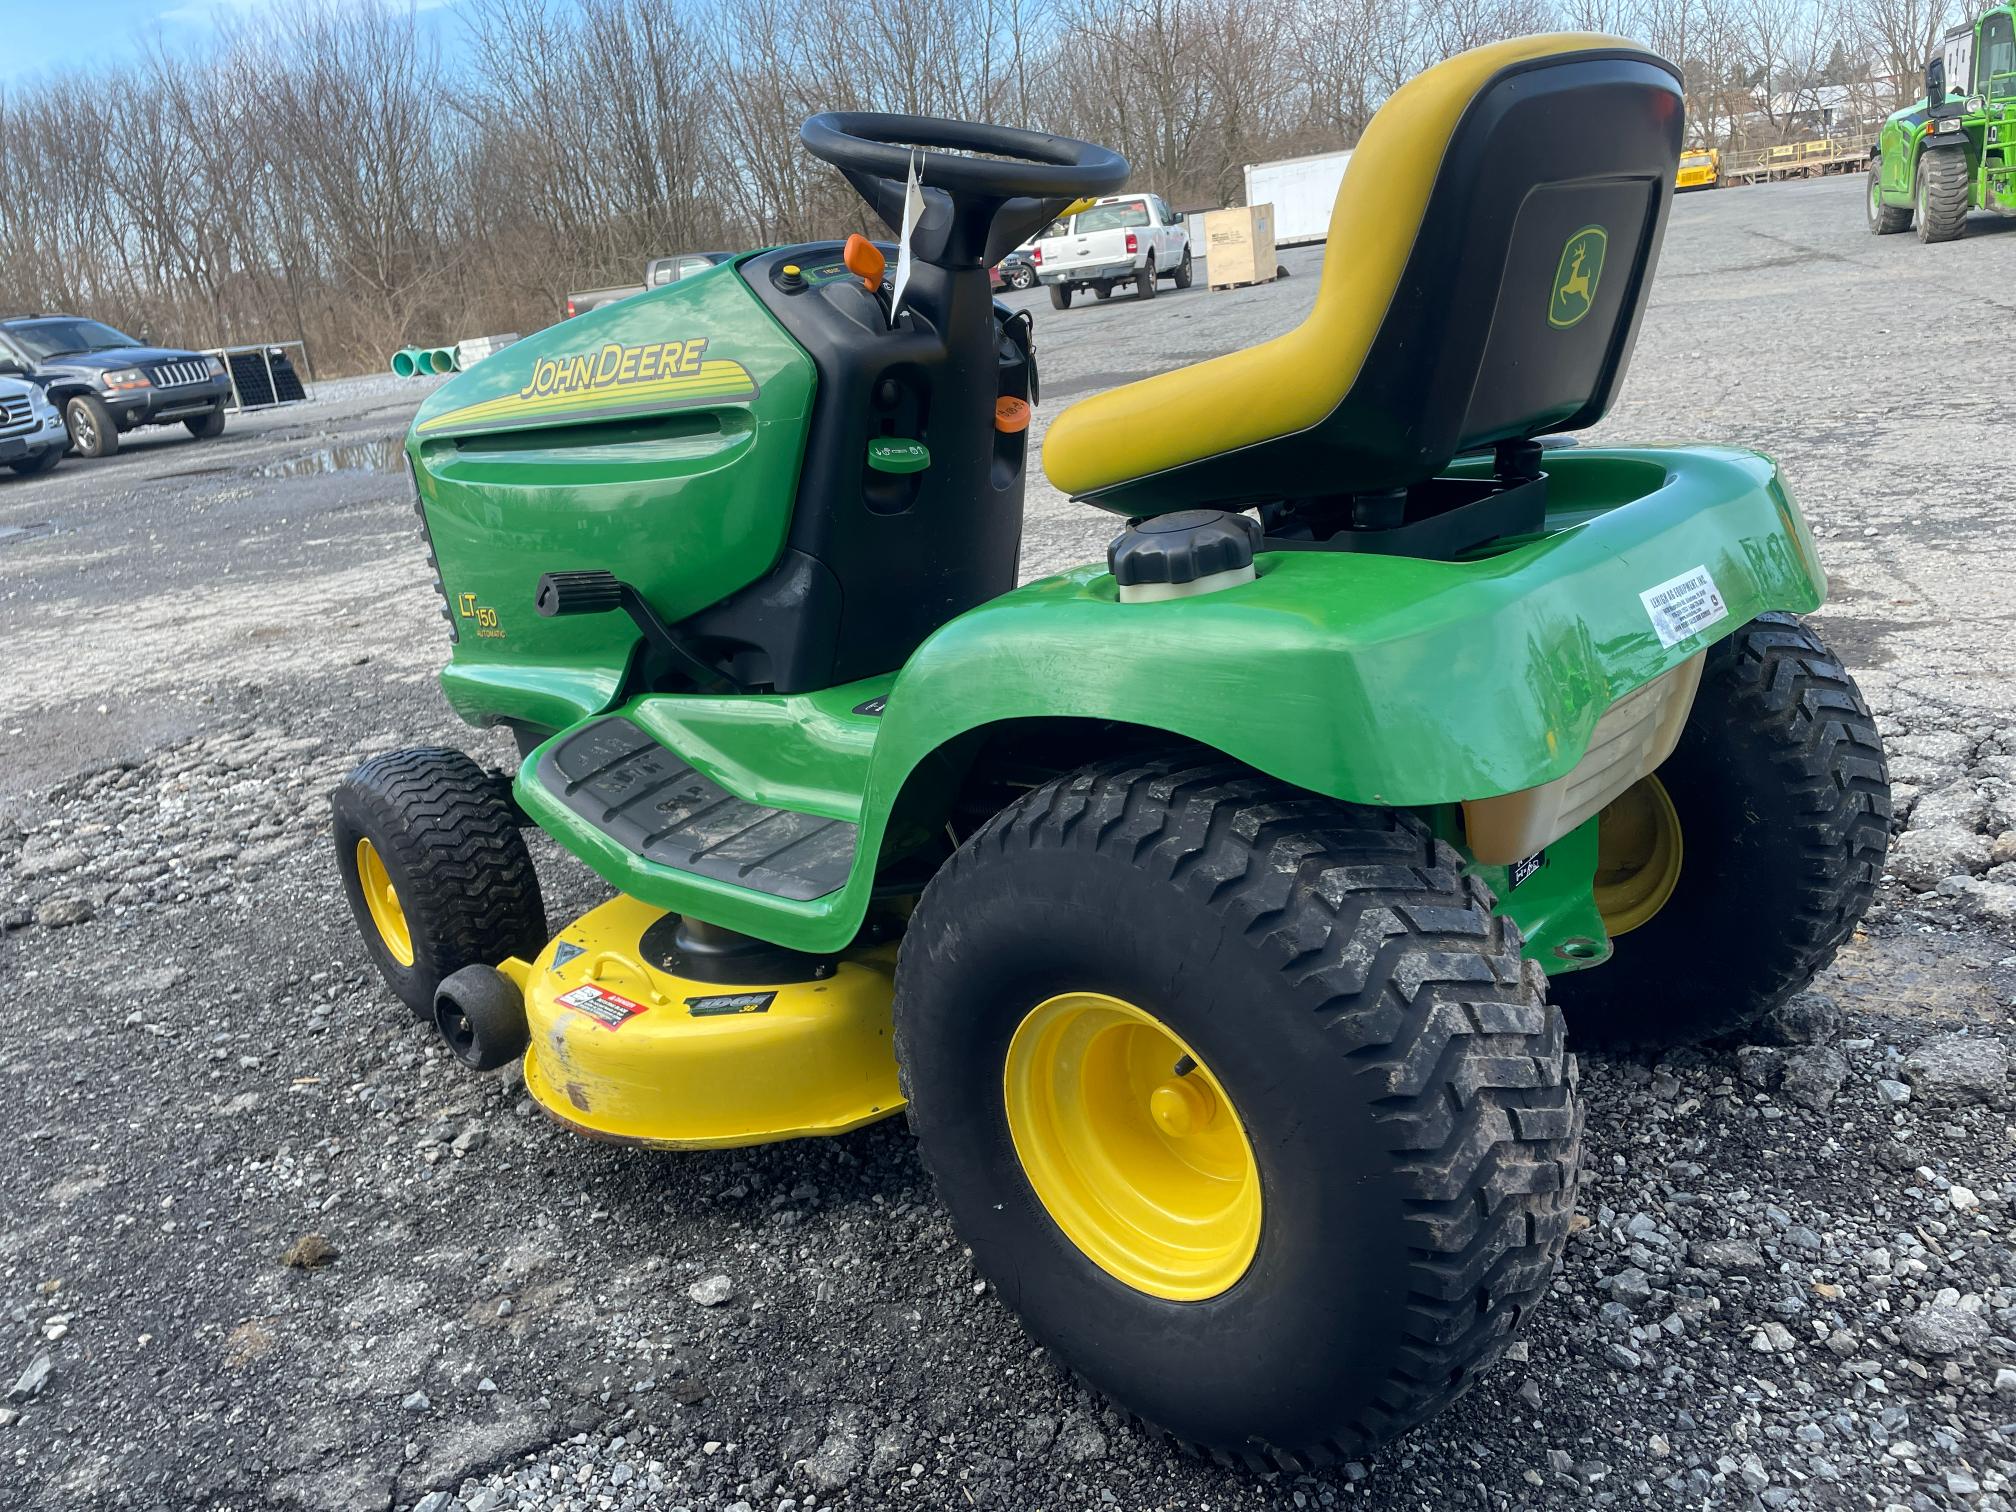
[685,991,778,1017]
[556,983,651,1030]
[1640,565,1729,648]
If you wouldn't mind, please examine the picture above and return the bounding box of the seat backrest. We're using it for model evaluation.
[1043,34,1684,511]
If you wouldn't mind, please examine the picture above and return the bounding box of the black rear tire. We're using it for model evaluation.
[895,751,1580,1467]
[1173,246,1194,288]
[1136,254,1158,299]
[1867,163,1911,233]
[63,394,118,458]
[185,407,226,439]
[1048,284,1072,310]
[331,748,547,1017]
[1914,149,1970,242]
[1550,615,1890,1048]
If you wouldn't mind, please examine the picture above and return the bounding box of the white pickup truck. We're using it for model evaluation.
[1030,193,1193,310]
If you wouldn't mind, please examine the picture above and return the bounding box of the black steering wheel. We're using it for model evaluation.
[800,113,1129,270]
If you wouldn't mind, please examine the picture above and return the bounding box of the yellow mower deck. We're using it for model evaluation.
[503,895,904,1149]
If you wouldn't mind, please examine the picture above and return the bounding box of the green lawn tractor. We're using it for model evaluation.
[1868,5,2016,240]
[333,31,1891,1468]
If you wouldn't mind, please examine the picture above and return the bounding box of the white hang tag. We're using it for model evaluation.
[889,150,924,327]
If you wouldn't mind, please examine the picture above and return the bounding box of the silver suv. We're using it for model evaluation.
[0,375,65,478]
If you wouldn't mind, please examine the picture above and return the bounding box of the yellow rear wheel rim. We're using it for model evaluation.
[355,838,416,968]
[1003,992,1261,1302]
[1592,775,1683,938]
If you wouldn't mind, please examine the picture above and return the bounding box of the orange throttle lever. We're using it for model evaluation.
[842,234,885,292]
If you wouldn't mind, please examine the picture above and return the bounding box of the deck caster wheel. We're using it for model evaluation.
[1550,614,1891,1048]
[331,747,547,1017]
[894,751,1579,1466]
[434,965,529,1071]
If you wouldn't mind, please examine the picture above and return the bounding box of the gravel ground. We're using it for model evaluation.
[3,176,2016,1512]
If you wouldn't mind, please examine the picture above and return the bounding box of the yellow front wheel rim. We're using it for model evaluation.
[1592,775,1683,938]
[355,838,416,968]
[1003,992,1261,1302]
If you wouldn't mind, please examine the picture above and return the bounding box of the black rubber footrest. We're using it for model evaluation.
[537,717,856,902]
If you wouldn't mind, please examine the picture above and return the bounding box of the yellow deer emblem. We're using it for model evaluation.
[1549,226,1608,329]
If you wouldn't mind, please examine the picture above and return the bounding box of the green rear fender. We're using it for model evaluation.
[873,445,1820,810]
[519,445,1824,955]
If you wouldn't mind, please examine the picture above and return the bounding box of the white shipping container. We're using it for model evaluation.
[1241,149,1353,247]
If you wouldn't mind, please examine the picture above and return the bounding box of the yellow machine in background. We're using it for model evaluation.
[1676,147,1721,190]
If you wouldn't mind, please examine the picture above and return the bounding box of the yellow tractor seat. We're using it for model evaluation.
[1042,34,1684,515]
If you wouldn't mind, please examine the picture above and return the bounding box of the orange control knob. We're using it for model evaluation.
[843,234,885,291]
[994,396,1031,434]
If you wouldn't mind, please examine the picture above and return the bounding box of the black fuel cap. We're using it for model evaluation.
[1108,509,1262,589]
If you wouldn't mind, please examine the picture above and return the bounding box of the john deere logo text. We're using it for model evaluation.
[1548,226,1607,329]
[518,339,710,400]
[417,336,758,434]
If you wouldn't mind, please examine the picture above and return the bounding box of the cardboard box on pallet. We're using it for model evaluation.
[1204,204,1277,290]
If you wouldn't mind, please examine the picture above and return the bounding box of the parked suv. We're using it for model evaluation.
[1031,193,1192,309]
[0,315,233,458]
[0,375,66,477]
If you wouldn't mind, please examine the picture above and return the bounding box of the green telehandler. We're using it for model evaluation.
[1869,4,2016,239]
[330,31,1891,1468]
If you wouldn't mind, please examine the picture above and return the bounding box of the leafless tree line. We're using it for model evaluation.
[0,0,1962,374]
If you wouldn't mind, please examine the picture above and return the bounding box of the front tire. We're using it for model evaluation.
[1550,615,1890,1048]
[8,447,61,477]
[331,748,547,1017]
[895,752,1580,1467]
[63,394,118,458]
[1868,164,1911,233]
[1914,149,1970,242]
[185,407,226,439]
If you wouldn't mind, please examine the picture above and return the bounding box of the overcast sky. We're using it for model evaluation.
[2,0,467,85]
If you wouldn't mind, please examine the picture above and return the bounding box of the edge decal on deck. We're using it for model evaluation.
[686,991,778,1017]
[417,337,757,434]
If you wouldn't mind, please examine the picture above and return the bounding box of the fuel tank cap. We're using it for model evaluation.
[1108,510,1262,603]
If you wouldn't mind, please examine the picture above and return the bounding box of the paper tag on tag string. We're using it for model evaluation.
[889,149,924,326]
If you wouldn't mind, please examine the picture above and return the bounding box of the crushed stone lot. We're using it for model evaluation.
[3,176,2016,1511]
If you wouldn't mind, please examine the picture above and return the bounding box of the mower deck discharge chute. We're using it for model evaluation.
[334,32,1891,1468]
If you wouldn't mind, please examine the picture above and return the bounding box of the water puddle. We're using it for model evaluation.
[256,437,404,478]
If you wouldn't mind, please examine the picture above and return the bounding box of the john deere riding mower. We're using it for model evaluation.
[334,33,1890,1467]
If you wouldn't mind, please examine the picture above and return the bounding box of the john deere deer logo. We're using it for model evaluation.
[1549,226,1608,328]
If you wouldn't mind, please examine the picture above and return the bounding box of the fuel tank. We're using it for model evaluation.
[407,259,817,736]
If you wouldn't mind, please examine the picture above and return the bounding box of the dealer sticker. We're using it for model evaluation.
[556,983,651,1031]
[1510,852,1546,889]
[1640,565,1728,649]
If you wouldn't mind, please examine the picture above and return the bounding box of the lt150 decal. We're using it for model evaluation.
[417,336,757,434]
